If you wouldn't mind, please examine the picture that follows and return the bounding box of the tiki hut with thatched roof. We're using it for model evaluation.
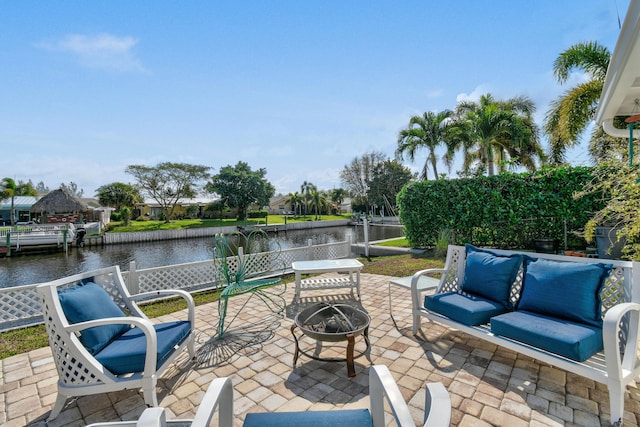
[30,189,87,224]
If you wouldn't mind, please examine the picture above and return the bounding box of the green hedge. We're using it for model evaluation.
[397,166,606,249]
[247,210,268,219]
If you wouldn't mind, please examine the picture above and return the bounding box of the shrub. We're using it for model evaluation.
[247,210,268,219]
[398,166,606,249]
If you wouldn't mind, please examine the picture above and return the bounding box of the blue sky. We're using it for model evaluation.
[0,1,630,197]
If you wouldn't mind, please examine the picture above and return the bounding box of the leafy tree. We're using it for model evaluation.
[120,206,131,226]
[340,151,387,210]
[96,182,142,212]
[396,110,453,180]
[126,162,211,222]
[60,181,84,198]
[543,41,611,163]
[206,161,275,221]
[1,178,39,225]
[452,93,543,176]
[367,160,414,213]
[205,199,228,219]
[35,181,50,194]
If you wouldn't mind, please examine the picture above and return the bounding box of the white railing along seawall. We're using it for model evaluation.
[102,220,351,244]
[0,239,352,331]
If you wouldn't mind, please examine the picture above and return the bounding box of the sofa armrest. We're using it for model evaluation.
[603,302,640,382]
[410,268,446,311]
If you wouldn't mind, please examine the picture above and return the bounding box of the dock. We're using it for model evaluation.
[0,224,76,256]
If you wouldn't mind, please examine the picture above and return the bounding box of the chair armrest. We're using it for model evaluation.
[369,365,414,427]
[136,408,166,427]
[132,289,196,326]
[411,268,446,310]
[66,316,159,375]
[191,377,234,427]
[65,316,151,333]
[603,302,640,382]
[423,382,451,427]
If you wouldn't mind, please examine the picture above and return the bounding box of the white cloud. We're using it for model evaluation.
[455,84,492,103]
[36,33,146,73]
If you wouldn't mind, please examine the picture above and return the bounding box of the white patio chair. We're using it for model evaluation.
[87,365,451,427]
[37,265,196,421]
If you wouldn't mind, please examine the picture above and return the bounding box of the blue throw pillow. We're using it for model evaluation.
[58,282,131,354]
[460,244,523,307]
[517,258,612,327]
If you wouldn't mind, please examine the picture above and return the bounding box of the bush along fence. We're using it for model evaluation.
[397,166,607,249]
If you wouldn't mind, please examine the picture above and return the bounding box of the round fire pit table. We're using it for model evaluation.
[291,302,371,377]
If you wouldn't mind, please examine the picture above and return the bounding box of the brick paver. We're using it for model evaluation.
[2,272,640,426]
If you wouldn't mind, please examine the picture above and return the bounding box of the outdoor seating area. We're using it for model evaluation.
[4,270,640,426]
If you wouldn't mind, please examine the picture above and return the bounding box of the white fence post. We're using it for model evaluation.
[307,238,313,260]
[128,261,139,294]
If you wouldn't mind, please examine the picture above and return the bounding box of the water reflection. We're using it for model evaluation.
[0,225,403,288]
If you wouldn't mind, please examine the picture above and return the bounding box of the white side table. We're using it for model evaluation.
[388,275,440,324]
[292,259,364,303]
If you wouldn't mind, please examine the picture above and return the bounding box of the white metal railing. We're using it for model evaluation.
[0,239,352,331]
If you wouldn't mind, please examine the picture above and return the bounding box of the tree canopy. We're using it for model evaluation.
[396,110,453,180]
[452,93,543,176]
[367,160,414,213]
[125,162,211,222]
[96,182,142,211]
[543,41,612,163]
[339,151,386,209]
[206,161,275,220]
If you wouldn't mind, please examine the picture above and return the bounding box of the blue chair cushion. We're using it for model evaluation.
[243,409,372,427]
[425,292,510,326]
[460,244,523,307]
[95,320,191,375]
[517,257,612,327]
[58,282,131,355]
[490,310,603,362]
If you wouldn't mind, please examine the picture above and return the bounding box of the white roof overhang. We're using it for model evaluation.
[596,0,640,137]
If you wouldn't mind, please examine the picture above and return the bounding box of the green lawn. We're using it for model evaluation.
[108,214,352,232]
[375,237,411,248]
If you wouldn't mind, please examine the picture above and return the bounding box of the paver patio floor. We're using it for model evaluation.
[2,272,640,426]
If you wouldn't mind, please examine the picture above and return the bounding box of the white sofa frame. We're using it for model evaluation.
[411,244,640,426]
[37,265,196,421]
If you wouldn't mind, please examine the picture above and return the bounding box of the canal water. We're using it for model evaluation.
[0,225,403,288]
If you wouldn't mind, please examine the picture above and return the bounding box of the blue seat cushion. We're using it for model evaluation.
[490,310,603,362]
[425,292,510,326]
[243,409,372,427]
[58,282,131,355]
[460,244,523,307]
[518,257,612,327]
[95,321,191,375]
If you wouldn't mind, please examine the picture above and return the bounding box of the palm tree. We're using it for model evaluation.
[285,192,303,216]
[309,189,328,220]
[396,110,453,180]
[1,178,39,225]
[300,181,315,216]
[543,41,611,163]
[452,94,543,176]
